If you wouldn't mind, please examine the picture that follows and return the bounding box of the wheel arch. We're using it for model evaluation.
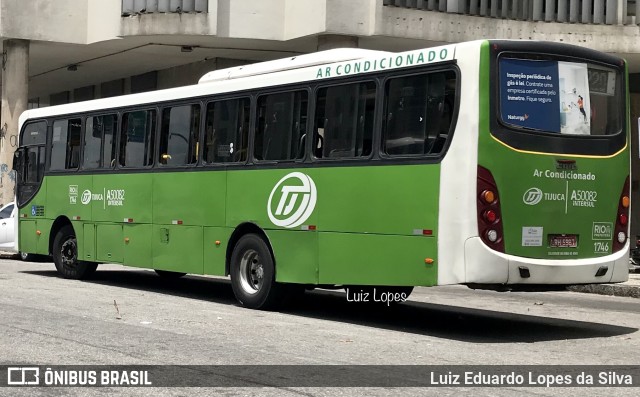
[226,222,275,276]
[49,216,73,255]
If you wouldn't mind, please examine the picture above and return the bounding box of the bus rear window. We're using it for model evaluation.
[499,57,622,136]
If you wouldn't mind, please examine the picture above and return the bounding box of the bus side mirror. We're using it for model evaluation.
[12,149,23,172]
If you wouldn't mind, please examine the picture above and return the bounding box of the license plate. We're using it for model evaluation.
[549,234,578,248]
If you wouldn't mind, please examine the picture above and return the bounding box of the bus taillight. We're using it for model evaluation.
[477,166,505,253]
[613,176,630,253]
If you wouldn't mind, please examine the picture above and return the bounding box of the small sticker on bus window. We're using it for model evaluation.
[53,126,62,142]
[217,144,231,157]
[522,227,543,247]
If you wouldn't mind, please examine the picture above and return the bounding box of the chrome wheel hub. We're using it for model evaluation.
[239,249,264,295]
[60,238,78,267]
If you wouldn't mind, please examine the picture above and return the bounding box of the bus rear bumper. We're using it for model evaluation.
[464,237,629,285]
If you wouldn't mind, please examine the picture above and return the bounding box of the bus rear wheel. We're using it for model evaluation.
[230,234,284,310]
[53,225,97,280]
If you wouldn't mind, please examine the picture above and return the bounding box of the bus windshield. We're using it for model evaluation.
[499,57,622,137]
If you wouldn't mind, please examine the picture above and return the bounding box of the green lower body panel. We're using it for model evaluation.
[36,219,52,255]
[269,230,319,284]
[96,224,123,263]
[124,224,152,268]
[83,224,96,261]
[153,225,203,274]
[20,221,37,254]
[318,233,437,286]
[203,227,231,276]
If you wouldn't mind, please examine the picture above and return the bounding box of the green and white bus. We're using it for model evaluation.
[14,40,630,309]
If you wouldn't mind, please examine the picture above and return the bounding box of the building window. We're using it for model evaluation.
[27,98,40,110]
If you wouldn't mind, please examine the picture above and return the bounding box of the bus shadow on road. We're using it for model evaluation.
[291,289,638,343]
[23,268,239,305]
[23,268,638,343]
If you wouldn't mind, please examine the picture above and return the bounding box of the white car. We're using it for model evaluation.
[0,202,33,261]
[0,202,17,253]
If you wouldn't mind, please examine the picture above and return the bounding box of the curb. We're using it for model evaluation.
[568,283,640,299]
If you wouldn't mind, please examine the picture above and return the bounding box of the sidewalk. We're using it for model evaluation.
[567,272,640,298]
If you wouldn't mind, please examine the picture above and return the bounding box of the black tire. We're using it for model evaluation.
[52,225,97,280]
[155,269,187,279]
[230,234,285,310]
[19,251,33,261]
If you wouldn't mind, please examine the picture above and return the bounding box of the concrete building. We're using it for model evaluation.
[1,0,640,232]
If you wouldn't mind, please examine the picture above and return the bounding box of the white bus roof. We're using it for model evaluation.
[198,48,390,84]
[20,42,463,125]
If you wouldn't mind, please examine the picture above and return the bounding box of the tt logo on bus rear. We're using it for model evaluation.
[268,172,317,228]
[523,187,543,205]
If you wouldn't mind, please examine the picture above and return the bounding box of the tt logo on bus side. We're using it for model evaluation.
[267,172,317,228]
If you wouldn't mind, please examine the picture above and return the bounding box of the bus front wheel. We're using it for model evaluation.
[19,251,33,261]
[230,234,284,310]
[52,225,97,280]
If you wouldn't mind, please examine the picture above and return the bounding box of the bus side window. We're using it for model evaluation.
[314,81,375,159]
[84,114,117,169]
[50,118,81,170]
[102,114,118,168]
[159,104,200,167]
[120,110,156,168]
[431,73,457,154]
[424,73,446,153]
[203,97,249,164]
[84,116,102,169]
[17,121,46,200]
[26,148,39,183]
[383,70,456,157]
[255,90,307,161]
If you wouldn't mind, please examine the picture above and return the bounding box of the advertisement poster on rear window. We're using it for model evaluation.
[500,59,590,135]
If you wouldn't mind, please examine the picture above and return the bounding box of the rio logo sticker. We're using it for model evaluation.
[69,185,78,204]
[268,172,317,228]
[523,187,543,205]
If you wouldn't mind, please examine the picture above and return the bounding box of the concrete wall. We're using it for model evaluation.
[1,1,639,54]
[374,4,640,53]
[0,0,88,44]
[156,57,249,89]
[87,0,121,43]
[325,0,375,36]
[120,11,215,36]
[218,0,283,40]
[284,0,326,40]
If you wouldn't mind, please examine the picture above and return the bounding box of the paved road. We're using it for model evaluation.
[0,257,639,396]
